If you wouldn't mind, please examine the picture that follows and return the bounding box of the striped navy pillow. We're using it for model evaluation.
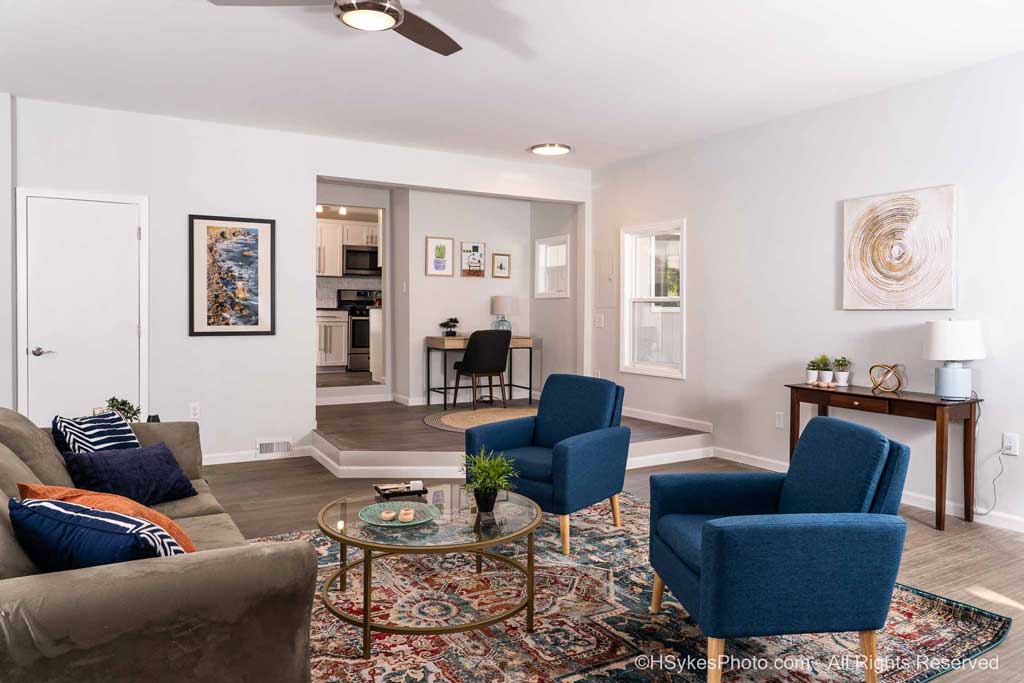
[9,498,185,572]
[52,410,142,454]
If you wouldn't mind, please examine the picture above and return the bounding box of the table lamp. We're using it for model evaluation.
[923,320,985,400]
[491,296,514,332]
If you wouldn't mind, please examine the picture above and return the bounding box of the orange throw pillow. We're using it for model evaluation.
[17,482,197,553]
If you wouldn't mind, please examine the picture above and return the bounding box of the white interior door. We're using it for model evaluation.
[18,193,145,425]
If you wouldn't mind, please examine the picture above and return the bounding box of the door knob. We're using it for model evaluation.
[31,347,54,357]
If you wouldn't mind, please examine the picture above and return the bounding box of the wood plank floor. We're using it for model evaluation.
[203,457,1023,681]
[315,400,704,451]
[317,371,381,388]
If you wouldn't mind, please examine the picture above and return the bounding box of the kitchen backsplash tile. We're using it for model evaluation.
[317,276,382,307]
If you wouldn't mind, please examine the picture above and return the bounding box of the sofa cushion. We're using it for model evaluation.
[534,375,618,448]
[18,483,196,553]
[779,417,889,514]
[153,479,224,520]
[0,441,42,498]
[8,497,186,572]
[63,442,197,507]
[655,514,721,575]
[52,410,141,453]
[0,407,74,487]
[176,513,247,551]
[505,447,553,482]
[0,491,38,579]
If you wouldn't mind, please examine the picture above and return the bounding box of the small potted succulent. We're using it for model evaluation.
[815,354,834,384]
[463,447,518,513]
[833,356,852,386]
[439,317,460,337]
[805,358,819,384]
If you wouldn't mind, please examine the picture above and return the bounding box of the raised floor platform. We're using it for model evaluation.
[313,400,712,478]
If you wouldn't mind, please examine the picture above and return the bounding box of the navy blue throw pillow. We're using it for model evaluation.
[63,443,197,507]
[8,498,185,573]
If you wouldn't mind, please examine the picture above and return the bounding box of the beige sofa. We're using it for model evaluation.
[0,407,317,683]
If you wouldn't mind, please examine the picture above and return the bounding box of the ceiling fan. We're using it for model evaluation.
[208,0,462,56]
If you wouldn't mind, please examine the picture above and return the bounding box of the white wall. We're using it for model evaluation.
[400,190,533,404]
[530,201,582,389]
[1,94,12,408]
[11,98,590,456]
[592,51,1024,525]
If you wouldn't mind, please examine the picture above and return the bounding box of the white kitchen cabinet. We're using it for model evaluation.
[369,307,384,382]
[317,220,344,276]
[316,313,348,367]
[342,221,378,247]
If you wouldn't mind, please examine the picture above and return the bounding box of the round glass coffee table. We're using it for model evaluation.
[317,486,542,658]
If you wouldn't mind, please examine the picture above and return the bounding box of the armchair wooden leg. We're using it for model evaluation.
[650,572,664,613]
[499,372,508,408]
[559,515,570,555]
[453,372,461,408]
[610,493,622,527]
[859,630,878,683]
[471,374,478,410]
[707,638,725,683]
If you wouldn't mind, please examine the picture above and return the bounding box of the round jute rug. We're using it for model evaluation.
[423,406,538,433]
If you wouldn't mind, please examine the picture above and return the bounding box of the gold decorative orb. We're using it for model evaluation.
[869,364,903,393]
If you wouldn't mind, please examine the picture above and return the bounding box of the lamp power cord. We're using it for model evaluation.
[970,391,1004,517]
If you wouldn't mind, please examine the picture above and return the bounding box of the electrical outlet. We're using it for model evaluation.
[189,402,201,421]
[775,411,785,429]
[1002,432,1019,456]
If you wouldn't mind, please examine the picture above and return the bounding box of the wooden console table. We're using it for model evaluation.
[426,336,535,410]
[786,384,981,531]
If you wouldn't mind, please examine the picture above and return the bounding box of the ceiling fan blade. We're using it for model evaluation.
[207,1,333,6]
[394,10,462,56]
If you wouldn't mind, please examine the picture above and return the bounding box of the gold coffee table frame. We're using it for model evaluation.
[316,494,542,659]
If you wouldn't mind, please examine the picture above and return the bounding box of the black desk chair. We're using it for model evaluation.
[453,330,512,409]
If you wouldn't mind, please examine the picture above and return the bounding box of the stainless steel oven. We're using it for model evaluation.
[337,289,375,371]
[342,245,381,277]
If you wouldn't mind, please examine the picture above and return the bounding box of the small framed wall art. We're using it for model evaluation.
[461,241,486,277]
[492,253,511,278]
[425,236,455,276]
[189,214,275,336]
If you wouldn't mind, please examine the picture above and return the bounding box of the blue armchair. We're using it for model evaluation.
[465,374,630,554]
[649,417,910,683]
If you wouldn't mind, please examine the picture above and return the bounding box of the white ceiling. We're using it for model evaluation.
[3,0,1024,168]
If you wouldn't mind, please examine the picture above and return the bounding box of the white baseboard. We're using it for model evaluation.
[393,394,425,406]
[317,392,393,406]
[621,406,713,433]
[712,446,1024,533]
[204,445,315,466]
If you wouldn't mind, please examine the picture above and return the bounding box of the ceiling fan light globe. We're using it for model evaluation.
[335,0,403,32]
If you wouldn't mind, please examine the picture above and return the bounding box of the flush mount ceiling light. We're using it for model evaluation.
[335,0,404,32]
[338,206,348,215]
[529,143,572,157]
[316,204,324,213]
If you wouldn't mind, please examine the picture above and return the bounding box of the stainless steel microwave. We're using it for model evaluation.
[342,245,381,276]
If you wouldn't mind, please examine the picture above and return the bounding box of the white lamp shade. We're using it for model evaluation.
[924,320,986,361]
[490,296,514,316]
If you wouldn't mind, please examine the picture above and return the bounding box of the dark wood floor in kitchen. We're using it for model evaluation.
[314,399,704,452]
[203,455,1024,683]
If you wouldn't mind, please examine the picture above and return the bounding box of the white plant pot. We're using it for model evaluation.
[806,370,819,384]
[819,370,834,384]
[835,371,850,387]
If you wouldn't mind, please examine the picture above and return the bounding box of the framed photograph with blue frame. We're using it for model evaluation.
[188,214,276,336]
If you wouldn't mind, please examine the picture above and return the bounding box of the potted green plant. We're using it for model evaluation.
[463,447,518,513]
[106,396,141,423]
[816,354,834,384]
[439,317,460,337]
[833,356,852,386]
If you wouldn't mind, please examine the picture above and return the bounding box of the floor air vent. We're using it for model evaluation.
[256,439,292,456]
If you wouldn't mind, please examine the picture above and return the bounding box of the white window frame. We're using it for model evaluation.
[534,233,571,299]
[619,220,686,380]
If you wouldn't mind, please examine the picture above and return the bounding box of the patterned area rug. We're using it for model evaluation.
[251,494,1010,682]
[423,406,538,433]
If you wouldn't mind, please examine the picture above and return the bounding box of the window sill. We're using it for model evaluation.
[619,364,685,380]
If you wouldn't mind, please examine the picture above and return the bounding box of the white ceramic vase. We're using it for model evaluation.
[819,370,834,384]
[835,371,850,387]
[806,370,819,384]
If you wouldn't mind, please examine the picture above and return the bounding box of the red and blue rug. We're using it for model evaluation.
[253,494,1010,682]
